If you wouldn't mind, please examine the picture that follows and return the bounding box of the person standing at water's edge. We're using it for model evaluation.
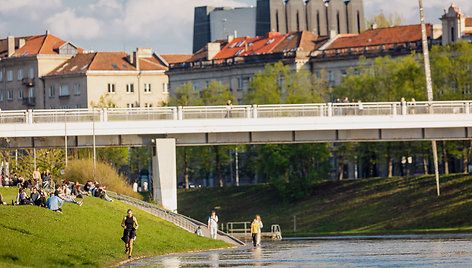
[251,217,260,247]
[256,215,263,246]
[208,210,219,239]
[121,209,139,259]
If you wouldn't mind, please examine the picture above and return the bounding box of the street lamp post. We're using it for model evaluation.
[418,0,440,196]
[344,0,350,34]
[324,0,330,36]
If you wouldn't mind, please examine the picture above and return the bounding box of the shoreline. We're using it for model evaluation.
[282,228,472,238]
[111,245,241,267]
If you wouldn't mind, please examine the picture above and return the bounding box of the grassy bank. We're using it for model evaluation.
[178,174,472,235]
[0,187,229,267]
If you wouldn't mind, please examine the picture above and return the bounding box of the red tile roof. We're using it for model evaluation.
[161,54,192,64]
[0,34,84,58]
[328,24,432,50]
[185,31,328,63]
[46,52,167,76]
[466,18,472,28]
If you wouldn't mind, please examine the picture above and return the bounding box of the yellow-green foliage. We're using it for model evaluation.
[64,159,140,199]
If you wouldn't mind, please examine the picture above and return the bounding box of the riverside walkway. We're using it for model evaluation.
[108,192,244,246]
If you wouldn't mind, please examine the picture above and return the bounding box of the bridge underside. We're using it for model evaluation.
[1,127,471,149]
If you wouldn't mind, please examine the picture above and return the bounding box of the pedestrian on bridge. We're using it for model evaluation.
[208,210,219,239]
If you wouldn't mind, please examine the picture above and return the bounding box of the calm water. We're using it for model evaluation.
[122,234,472,267]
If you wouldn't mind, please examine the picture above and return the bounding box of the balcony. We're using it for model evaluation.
[22,97,36,106]
[22,78,34,87]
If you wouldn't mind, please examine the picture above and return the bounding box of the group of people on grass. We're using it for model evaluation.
[0,167,113,213]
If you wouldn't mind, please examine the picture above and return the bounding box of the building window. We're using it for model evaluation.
[328,70,335,87]
[49,86,55,97]
[28,87,34,98]
[0,91,3,101]
[7,70,13,81]
[126,83,134,93]
[162,83,168,93]
[17,69,23,80]
[18,89,23,99]
[59,85,70,96]
[76,104,81,109]
[0,71,2,82]
[74,83,81,96]
[28,68,34,79]
[237,78,243,91]
[127,103,134,108]
[107,83,115,93]
[7,90,13,100]
[193,84,199,92]
[205,81,210,88]
[144,83,152,93]
[336,11,340,34]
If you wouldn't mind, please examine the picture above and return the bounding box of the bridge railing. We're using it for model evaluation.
[1,101,471,124]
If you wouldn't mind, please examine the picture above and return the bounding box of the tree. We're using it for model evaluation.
[366,11,405,28]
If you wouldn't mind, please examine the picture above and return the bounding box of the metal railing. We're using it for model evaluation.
[108,192,198,233]
[1,101,471,124]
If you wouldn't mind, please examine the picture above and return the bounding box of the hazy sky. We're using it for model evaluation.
[1,0,471,55]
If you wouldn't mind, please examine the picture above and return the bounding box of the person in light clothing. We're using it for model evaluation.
[256,215,263,246]
[208,210,219,239]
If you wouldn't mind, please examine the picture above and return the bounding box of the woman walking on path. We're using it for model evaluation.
[256,215,263,246]
[121,209,139,259]
[208,210,219,239]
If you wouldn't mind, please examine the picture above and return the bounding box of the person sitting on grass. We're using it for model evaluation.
[55,185,83,206]
[95,184,113,202]
[16,188,33,205]
[30,187,41,205]
[0,191,5,205]
[36,190,47,207]
[46,192,63,213]
[84,180,95,194]
[71,182,86,198]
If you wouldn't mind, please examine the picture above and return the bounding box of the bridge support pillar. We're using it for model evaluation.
[152,138,177,212]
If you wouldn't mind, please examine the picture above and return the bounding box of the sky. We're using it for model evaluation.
[0,0,471,55]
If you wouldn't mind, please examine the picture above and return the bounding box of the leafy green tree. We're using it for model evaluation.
[366,11,405,28]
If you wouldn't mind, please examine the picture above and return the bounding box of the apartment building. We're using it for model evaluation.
[0,31,83,110]
[43,48,171,109]
[170,31,329,103]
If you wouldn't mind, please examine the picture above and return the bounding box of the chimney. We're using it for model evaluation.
[371,23,378,30]
[19,38,25,49]
[133,47,153,70]
[133,51,139,70]
[46,29,50,35]
[207,43,221,60]
[7,36,15,56]
[227,35,234,43]
[329,30,337,39]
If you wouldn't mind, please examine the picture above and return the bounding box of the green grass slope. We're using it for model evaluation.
[178,174,472,235]
[0,187,229,268]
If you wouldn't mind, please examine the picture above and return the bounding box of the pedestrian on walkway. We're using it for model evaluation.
[208,210,219,239]
[121,209,139,259]
[255,215,263,246]
[251,217,260,247]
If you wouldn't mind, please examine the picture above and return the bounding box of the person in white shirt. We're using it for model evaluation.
[256,214,263,246]
[208,210,219,239]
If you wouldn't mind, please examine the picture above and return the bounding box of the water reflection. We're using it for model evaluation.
[122,234,472,267]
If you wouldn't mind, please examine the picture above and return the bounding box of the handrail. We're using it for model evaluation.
[1,100,471,124]
[107,192,244,246]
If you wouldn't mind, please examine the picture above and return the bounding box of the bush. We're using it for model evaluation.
[64,159,140,199]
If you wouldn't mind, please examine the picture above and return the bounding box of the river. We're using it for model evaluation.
[121,233,472,267]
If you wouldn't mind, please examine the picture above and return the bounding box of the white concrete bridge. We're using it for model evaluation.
[1,100,472,211]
